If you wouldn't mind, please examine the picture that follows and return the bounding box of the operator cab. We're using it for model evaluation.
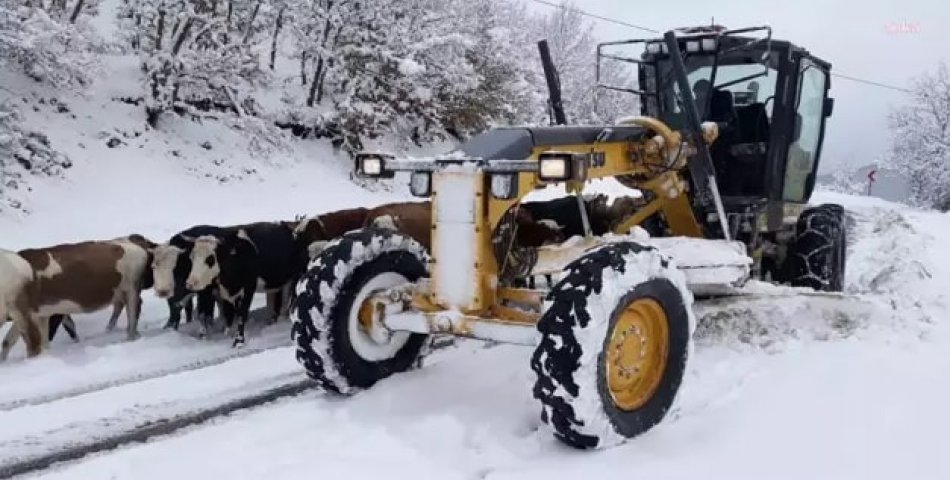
[599,26,834,206]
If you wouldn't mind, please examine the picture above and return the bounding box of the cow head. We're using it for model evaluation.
[293,216,328,243]
[152,244,184,298]
[607,195,641,230]
[186,236,222,291]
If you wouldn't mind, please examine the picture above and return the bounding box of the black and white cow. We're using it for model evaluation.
[184,222,299,347]
[151,225,227,334]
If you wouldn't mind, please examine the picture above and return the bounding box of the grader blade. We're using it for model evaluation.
[529,235,753,295]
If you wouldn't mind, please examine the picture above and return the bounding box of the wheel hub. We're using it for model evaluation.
[357,297,392,344]
[606,298,670,411]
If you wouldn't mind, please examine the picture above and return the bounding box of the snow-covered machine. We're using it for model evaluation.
[290,25,846,449]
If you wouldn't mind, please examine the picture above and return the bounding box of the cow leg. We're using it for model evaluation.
[37,315,51,353]
[195,288,217,338]
[184,295,194,323]
[277,282,293,322]
[106,298,126,331]
[232,286,255,348]
[265,290,279,323]
[48,314,62,341]
[16,311,42,358]
[1,320,19,361]
[218,300,236,338]
[124,291,142,341]
[164,298,183,330]
[59,315,79,342]
[1,310,42,360]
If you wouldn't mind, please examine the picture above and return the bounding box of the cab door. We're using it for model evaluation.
[781,56,834,203]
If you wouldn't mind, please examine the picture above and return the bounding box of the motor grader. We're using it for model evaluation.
[290,25,845,450]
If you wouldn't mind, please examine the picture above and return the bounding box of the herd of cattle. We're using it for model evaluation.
[0,193,640,361]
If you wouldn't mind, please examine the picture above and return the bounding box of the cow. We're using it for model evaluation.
[151,225,230,333]
[520,194,612,240]
[294,207,370,245]
[0,249,42,360]
[44,233,158,343]
[0,238,153,359]
[364,201,433,250]
[184,222,299,347]
[284,207,371,308]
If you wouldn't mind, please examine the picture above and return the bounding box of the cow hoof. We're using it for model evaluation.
[232,338,245,348]
[127,332,141,341]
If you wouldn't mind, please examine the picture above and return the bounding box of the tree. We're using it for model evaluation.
[526,1,638,125]
[0,0,105,89]
[887,62,950,210]
[0,101,73,211]
[123,0,271,127]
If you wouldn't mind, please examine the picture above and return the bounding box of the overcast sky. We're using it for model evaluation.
[525,0,950,173]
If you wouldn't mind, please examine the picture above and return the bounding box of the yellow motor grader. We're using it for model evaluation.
[290,25,844,449]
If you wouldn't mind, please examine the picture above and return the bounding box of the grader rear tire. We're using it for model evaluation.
[291,228,431,395]
[530,242,695,450]
[784,203,847,292]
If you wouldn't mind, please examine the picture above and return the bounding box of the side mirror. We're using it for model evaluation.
[823,97,835,117]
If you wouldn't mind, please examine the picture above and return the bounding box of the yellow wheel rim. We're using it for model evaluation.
[606,298,670,411]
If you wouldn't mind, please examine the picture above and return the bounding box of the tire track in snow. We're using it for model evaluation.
[0,377,316,479]
[0,306,293,412]
[0,337,292,411]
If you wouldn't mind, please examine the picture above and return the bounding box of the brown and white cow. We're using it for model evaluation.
[363,201,433,250]
[0,249,42,360]
[45,233,158,341]
[0,238,153,359]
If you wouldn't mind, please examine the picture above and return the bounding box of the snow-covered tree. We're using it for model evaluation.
[119,0,271,126]
[0,0,105,88]
[281,0,544,152]
[526,1,637,124]
[0,101,72,211]
[887,62,950,210]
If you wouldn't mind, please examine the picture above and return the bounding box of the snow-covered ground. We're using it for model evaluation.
[3,141,950,480]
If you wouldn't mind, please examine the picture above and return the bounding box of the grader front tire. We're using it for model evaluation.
[291,228,431,395]
[530,242,694,450]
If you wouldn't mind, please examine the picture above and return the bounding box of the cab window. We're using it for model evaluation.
[783,60,828,201]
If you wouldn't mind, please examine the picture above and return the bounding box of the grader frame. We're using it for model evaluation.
[292,23,843,451]
[352,114,732,346]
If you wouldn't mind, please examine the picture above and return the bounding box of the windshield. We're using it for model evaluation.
[653,54,778,130]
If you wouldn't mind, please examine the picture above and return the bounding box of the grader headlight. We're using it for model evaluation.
[490,173,518,199]
[410,171,432,197]
[538,152,591,183]
[354,153,395,178]
[539,155,569,181]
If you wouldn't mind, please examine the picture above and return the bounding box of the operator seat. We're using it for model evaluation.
[707,89,744,196]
